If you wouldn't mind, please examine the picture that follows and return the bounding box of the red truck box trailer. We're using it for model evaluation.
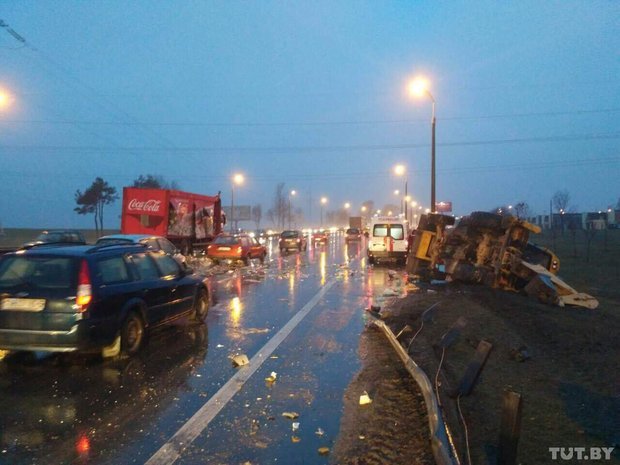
[121,187,225,254]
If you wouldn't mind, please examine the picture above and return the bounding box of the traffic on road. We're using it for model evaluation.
[0,232,419,464]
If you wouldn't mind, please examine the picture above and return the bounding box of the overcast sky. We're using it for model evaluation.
[1,1,618,228]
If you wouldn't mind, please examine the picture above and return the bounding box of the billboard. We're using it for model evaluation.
[435,201,453,213]
[222,205,252,221]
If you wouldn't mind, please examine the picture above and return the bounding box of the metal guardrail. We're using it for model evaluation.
[372,318,460,465]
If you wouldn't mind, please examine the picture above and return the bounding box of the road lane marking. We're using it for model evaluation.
[146,279,337,465]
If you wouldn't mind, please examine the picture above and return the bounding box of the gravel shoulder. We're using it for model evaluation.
[376,282,620,465]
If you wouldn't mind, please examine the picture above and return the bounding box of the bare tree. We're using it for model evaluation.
[552,190,570,213]
[132,174,180,190]
[270,183,288,229]
[513,202,531,219]
[552,190,570,232]
[251,205,262,230]
[74,177,118,235]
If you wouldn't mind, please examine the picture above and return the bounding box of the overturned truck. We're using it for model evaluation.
[406,212,598,309]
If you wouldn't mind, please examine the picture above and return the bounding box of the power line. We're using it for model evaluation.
[3,108,619,128]
[1,132,618,155]
[0,156,616,183]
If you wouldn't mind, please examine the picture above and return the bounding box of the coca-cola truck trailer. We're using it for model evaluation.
[121,187,225,254]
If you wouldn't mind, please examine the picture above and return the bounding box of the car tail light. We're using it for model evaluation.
[236,246,243,254]
[76,259,92,311]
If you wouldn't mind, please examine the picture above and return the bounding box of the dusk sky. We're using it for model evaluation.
[1,1,618,228]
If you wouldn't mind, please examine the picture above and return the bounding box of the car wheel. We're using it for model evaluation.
[193,289,209,322]
[242,255,249,265]
[260,253,266,264]
[211,258,219,265]
[121,312,145,356]
[368,255,375,265]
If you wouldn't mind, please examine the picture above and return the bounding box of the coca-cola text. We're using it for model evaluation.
[127,198,162,213]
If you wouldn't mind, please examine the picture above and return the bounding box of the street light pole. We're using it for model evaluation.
[430,97,436,213]
[230,184,235,233]
[230,173,244,233]
[408,78,436,213]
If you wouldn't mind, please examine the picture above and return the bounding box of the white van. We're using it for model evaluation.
[367,216,408,265]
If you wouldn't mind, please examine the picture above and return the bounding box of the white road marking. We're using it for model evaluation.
[145,279,337,465]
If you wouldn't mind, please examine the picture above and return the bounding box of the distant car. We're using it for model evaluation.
[253,229,268,245]
[96,234,186,265]
[207,234,267,264]
[21,230,86,249]
[279,230,307,253]
[312,231,328,246]
[0,242,209,357]
[345,227,362,242]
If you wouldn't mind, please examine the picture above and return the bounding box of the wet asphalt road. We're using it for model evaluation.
[0,234,405,465]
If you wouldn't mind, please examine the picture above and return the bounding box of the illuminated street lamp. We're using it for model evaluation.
[320,197,328,227]
[0,88,13,110]
[288,190,297,229]
[408,76,436,212]
[393,164,408,220]
[344,202,351,209]
[230,173,245,232]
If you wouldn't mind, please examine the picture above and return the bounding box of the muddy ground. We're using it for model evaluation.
[333,230,619,465]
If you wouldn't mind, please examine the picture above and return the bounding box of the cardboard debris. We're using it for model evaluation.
[318,447,330,456]
[359,391,373,405]
[282,412,299,419]
[265,371,277,383]
[232,354,250,367]
[291,436,301,443]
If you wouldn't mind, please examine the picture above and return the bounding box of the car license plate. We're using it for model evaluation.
[218,247,231,251]
[1,298,46,312]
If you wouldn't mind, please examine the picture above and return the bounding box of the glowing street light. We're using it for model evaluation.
[0,88,13,110]
[408,76,436,212]
[320,197,328,227]
[288,189,297,229]
[230,173,245,232]
[344,202,351,209]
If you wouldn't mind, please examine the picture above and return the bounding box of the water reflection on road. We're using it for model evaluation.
[0,234,407,465]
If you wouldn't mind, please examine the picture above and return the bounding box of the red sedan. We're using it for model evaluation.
[207,234,267,265]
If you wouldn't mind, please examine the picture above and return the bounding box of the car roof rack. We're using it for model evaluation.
[86,242,147,253]
[20,241,86,250]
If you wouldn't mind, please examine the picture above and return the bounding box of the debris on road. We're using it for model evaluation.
[318,447,330,455]
[282,412,299,419]
[265,372,277,383]
[232,354,250,367]
[406,211,599,309]
[315,427,325,436]
[292,422,300,431]
[291,436,301,443]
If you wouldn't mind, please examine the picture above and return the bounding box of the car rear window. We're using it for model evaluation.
[0,256,77,291]
[213,236,241,245]
[281,231,299,238]
[390,225,404,240]
[347,228,360,234]
[373,224,389,237]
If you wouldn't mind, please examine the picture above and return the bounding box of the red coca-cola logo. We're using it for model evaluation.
[128,198,162,213]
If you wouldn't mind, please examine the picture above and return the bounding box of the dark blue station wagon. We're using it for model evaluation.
[0,243,209,357]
